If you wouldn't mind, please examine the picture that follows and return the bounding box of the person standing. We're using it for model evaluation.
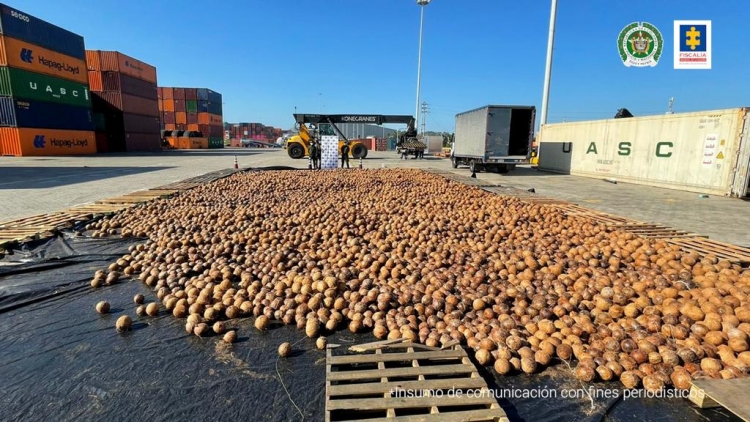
[341,142,350,169]
[315,140,322,169]
[310,141,319,170]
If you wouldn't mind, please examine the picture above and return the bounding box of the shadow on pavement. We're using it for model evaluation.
[0,166,174,190]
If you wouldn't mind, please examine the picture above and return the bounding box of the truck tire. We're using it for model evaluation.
[497,165,510,174]
[288,143,305,159]
[352,144,367,159]
[451,157,458,168]
[469,161,481,173]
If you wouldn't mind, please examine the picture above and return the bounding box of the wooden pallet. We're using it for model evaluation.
[326,341,507,422]
[95,189,176,204]
[608,223,704,239]
[552,204,637,225]
[689,378,750,421]
[665,238,750,266]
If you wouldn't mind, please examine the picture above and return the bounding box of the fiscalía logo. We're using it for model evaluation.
[20,48,33,63]
[674,20,712,70]
[618,22,663,67]
[33,135,46,148]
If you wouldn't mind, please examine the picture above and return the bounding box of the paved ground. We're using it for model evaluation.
[1,148,748,246]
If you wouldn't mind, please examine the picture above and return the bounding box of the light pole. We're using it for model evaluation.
[415,0,431,127]
[540,0,558,127]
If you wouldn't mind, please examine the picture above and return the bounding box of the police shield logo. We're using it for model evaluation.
[674,20,712,69]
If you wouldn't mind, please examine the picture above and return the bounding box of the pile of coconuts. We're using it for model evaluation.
[88,169,750,392]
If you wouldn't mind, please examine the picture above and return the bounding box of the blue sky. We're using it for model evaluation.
[18,0,750,132]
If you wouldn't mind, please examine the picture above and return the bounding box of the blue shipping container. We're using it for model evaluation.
[198,100,209,113]
[207,89,222,104]
[196,88,208,101]
[0,97,94,130]
[207,101,222,115]
[0,3,85,60]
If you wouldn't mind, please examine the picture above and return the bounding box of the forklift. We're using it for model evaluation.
[285,114,423,159]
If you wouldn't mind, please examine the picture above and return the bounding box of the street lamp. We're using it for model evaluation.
[415,0,431,127]
[539,0,558,126]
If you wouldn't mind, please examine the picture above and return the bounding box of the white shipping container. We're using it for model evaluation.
[538,108,750,197]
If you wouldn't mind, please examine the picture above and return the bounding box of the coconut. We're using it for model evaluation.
[96,301,110,314]
[278,342,292,357]
[116,315,132,332]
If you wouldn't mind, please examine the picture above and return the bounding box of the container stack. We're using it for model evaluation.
[375,138,388,151]
[0,3,95,156]
[229,123,281,142]
[86,50,159,152]
[158,87,223,148]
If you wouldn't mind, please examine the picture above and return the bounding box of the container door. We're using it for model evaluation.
[731,110,750,197]
[486,107,511,157]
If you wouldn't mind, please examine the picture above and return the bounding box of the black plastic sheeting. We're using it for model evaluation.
[0,234,743,422]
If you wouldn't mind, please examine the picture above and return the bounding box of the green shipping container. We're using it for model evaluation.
[208,137,224,149]
[186,99,198,113]
[0,67,91,108]
[93,112,107,132]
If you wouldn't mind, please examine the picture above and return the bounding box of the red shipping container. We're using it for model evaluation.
[175,112,187,124]
[88,71,103,92]
[198,124,210,137]
[174,99,186,112]
[123,113,160,134]
[173,88,186,100]
[95,132,107,152]
[98,51,158,84]
[162,87,174,99]
[125,132,160,152]
[208,113,222,125]
[162,111,175,125]
[86,51,101,71]
[187,112,198,125]
[175,124,186,131]
[185,88,197,100]
[209,125,223,137]
[158,98,163,111]
[157,87,163,99]
[93,92,159,117]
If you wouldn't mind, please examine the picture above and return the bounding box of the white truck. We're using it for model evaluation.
[451,105,536,173]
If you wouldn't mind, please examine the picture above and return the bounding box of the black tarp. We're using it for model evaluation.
[0,234,743,422]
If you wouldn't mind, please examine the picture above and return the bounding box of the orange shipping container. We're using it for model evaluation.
[166,137,178,148]
[98,51,157,84]
[0,35,88,84]
[198,112,210,125]
[163,99,175,112]
[0,128,97,157]
[162,87,173,99]
[208,113,223,125]
[187,124,199,131]
[85,50,101,71]
[164,124,176,131]
[175,112,187,124]
[88,71,103,92]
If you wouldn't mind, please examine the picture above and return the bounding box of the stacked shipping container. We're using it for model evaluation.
[0,3,96,156]
[87,50,159,152]
[158,86,223,148]
[229,123,282,142]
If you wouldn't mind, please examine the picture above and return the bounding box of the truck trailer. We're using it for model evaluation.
[451,105,535,173]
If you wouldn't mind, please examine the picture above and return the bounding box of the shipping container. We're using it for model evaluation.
[162,98,174,112]
[197,100,208,113]
[175,111,186,124]
[0,35,87,84]
[185,88,197,101]
[173,87,185,100]
[92,91,158,117]
[208,125,222,137]
[197,112,209,125]
[207,89,221,104]
[208,137,223,149]
[0,4,85,60]
[186,99,197,113]
[0,67,90,107]
[162,111,175,125]
[207,101,222,115]
[538,108,750,197]
[97,51,157,84]
[187,123,199,131]
[87,70,102,92]
[208,113,222,126]
[101,71,157,99]
[93,112,106,132]
[157,98,162,111]
[196,88,208,101]
[163,123,175,131]
[95,131,107,152]
[124,132,160,152]
[162,87,173,99]
[187,112,197,125]
[85,50,100,71]
[123,113,160,134]
[0,127,95,156]
[157,86,162,99]
[0,97,93,130]
[174,99,185,112]
[175,124,186,131]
